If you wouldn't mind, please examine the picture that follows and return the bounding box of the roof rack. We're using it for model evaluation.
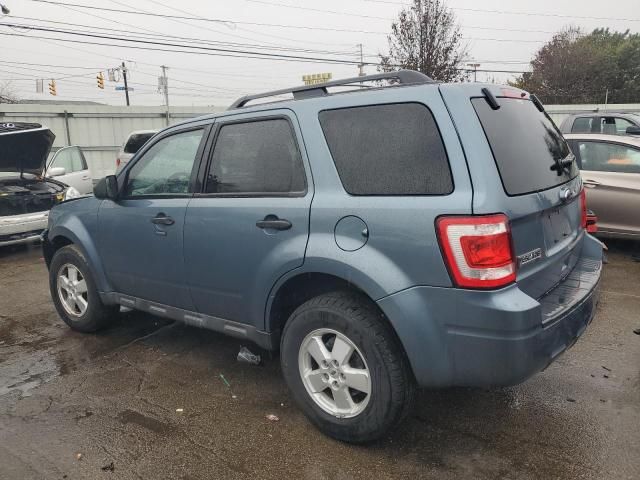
[228,69,434,109]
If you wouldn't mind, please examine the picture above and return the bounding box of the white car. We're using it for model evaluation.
[0,123,81,247]
[116,129,157,173]
[46,145,93,195]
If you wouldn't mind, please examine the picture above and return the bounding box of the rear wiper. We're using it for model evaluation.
[550,155,575,176]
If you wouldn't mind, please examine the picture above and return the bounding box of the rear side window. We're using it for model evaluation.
[124,133,155,154]
[206,119,306,195]
[318,103,453,195]
[472,98,578,196]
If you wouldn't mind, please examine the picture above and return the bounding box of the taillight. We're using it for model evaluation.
[580,188,587,229]
[116,157,121,168]
[436,214,516,289]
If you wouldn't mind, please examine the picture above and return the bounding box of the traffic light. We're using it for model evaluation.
[97,72,104,89]
[48,79,57,96]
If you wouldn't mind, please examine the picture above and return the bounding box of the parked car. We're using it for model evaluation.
[115,129,157,173]
[43,71,602,443]
[565,133,640,239]
[46,145,93,195]
[0,122,81,247]
[559,112,640,136]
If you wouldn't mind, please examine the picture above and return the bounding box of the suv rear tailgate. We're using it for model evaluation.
[439,83,590,299]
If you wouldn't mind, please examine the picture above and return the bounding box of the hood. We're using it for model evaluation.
[0,123,55,175]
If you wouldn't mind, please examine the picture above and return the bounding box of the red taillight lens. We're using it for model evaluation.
[437,214,516,289]
[580,188,587,229]
[116,157,121,168]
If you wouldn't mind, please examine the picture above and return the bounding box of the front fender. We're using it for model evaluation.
[47,198,112,294]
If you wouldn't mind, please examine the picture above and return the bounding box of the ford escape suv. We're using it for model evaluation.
[43,70,602,443]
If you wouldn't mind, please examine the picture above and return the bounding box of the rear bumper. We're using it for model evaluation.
[0,211,48,246]
[377,234,602,388]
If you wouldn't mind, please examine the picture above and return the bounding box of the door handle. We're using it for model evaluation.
[583,179,601,188]
[151,213,175,226]
[256,216,292,231]
[82,175,91,180]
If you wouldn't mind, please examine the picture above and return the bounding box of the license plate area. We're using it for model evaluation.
[542,206,575,254]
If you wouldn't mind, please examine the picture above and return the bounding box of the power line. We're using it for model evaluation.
[362,0,640,22]
[25,0,564,37]
[10,16,362,56]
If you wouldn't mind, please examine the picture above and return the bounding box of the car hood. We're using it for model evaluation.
[0,124,55,175]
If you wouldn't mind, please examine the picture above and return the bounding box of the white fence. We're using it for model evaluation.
[0,104,223,179]
[1,102,639,180]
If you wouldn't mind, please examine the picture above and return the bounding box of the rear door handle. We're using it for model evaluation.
[256,217,292,231]
[151,213,175,226]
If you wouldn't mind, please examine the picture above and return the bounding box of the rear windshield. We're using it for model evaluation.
[472,97,578,196]
[124,132,155,154]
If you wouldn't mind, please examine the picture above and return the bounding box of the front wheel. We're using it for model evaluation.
[280,291,415,443]
[49,245,118,332]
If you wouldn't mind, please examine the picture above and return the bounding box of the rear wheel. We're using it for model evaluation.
[49,245,118,332]
[280,291,415,443]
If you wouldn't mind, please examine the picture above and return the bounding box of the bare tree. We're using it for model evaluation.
[379,0,468,82]
[0,81,18,103]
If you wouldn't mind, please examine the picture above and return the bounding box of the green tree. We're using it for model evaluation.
[512,28,640,104]
[379,0,468,82]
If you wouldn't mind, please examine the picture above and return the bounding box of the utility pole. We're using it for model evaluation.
[467,63,481,82]
[160,65,170,125]
[121,61,130,106]
[357,43,365,77]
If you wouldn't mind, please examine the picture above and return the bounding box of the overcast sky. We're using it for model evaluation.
[1,0,638,106]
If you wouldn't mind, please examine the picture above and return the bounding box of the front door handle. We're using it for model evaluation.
[583,179,601,188]
[256,216,292,231]
[151,213,175,226]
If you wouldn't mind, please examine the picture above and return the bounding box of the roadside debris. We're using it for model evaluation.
[603,374,610,379]
[219,374,231,388]
[237,346,262,366]
[175,408,184,413]
[76,453,83,461]
[602,365,612,372]
[101,461,115,472]
[265,414,280,422]
[633,328,640,335]
[566,397,576,403]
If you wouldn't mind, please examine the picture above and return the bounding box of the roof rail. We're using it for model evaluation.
[228,69,435,109]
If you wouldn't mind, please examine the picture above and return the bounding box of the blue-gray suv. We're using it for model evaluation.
[43,71,602,443]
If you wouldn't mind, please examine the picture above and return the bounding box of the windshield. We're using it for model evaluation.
[472,97,578,196]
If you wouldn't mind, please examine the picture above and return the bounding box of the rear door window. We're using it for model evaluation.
[205,119,306,195]
[318,103,452,195]
[472,97,578,196]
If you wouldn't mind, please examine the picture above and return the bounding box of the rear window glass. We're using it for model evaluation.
[472,97,578,196]
[124,133,155,154]
[319,103,453,195]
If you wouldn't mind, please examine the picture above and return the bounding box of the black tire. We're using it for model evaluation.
[49,244,118,333]
[280,291,415,443]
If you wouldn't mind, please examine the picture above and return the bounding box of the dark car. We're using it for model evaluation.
[43,71,602,442]
[559,112,640,136]
[0,122,79,247]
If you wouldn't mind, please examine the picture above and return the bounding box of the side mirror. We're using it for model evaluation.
[94,175,119,200]
[626,125,640,135]
[47,166,66,177]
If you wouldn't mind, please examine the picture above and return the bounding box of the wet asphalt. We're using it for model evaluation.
[0,241,639,480]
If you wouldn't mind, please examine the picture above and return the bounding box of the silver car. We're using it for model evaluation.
[565,133,640,239]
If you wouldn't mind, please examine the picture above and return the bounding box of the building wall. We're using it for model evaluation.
[0,104,222,179]
[1,102,639,180]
